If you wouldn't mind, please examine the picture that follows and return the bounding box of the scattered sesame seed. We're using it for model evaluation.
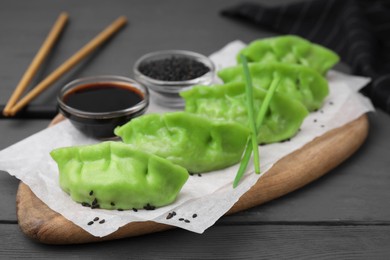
[166,213,174,219]
[132,208,138,212]
[81,202,91,207]
[87,221,94,226]
[179,218,184,221]
[111,202,115,206]
[118,208,124,211]
[92,198,98,206]
[144,203,156,210]
[89,190,93,196]
[91,204,100,209]
[197,173,202,177]
[99,219,105,224]
[192,214,197,218]
[184,219,190,223]
[93,217,99,222]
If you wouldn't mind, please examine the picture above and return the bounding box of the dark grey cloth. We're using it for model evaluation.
[222,0,390,113]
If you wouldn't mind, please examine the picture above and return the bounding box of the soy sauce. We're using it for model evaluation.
[63,82,144,113]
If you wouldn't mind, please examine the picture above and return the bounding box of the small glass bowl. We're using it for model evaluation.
[133,50,215,108]
[57,75,149,139]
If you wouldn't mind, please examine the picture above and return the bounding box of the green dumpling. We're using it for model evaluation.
[50,141,189,210]
[115,112,250,173]
[238,35,339,75]
[181,81,308,144]
[218,62,329,111]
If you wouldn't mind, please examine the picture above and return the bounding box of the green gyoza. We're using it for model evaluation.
[50,141,189,210]
[115,112,250,173]
[218,62,329,111]
[181,81,308,144]
[238,35,339,75]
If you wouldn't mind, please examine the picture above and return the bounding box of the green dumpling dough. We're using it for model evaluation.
[238,35,339,75]
[181,81,308,144]
[115,112,250,173]
[50,141,189,210]
[218,62,329,111]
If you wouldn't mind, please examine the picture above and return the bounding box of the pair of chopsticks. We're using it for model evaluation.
[2,13,127,117]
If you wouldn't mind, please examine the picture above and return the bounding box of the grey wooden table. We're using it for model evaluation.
[1,0,390,258]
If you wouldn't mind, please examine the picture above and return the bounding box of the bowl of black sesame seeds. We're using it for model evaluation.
[133,50,215,108]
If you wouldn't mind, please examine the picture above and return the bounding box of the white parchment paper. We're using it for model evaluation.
[0,40,374,237]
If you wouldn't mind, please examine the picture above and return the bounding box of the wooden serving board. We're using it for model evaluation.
[16,114,369,244]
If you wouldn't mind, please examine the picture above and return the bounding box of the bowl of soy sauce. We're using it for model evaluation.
[57,75,149,138]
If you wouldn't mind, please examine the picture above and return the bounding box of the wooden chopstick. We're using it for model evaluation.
[6,16,128,117]
[2,12,69,116]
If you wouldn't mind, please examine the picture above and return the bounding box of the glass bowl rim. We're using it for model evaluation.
[57,75,149,119]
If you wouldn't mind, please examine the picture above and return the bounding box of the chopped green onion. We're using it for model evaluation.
[233,66,281,188]
[256,77,280,129]
[241,54,260,174]
[233,137,252,188]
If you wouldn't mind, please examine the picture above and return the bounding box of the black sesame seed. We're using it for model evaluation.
[111,202,115,206]
[144,203,156,210]
[321,125,325,128]
[91,204,100,209]
[184,219,190,223]
[166,213,174,219]
[189,172,194,176]
[197,173,202,177]
[172,211,176,216]
[99,219,105,224]
[314,119,317,123]
[179,218,184,221]
[118,208,124,211]
[88,221,94,226]
[93,217,99,222]
[81,202,91,207]
[89,190,93,196]
[192,214,197,218]
[329,101,334,105]
[132,208,138,212]
[138,56,210,81]
[92,198,98,206]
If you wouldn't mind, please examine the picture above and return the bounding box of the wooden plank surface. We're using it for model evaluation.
[16,115,369,244]
[1,224,390,259]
